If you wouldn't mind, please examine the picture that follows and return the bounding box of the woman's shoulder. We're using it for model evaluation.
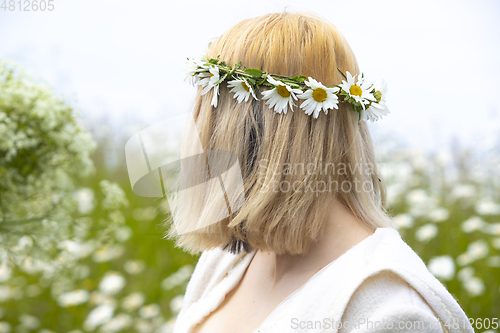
[332,227,472,333]
[339,270,445,332]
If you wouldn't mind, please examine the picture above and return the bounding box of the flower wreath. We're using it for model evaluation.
[185,55,389,122]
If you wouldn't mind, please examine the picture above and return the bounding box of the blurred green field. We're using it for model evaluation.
[1,59,499,333]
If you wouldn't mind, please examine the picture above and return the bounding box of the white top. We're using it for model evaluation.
[173,227,474,333]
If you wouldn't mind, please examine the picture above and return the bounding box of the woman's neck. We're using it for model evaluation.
[256,198,375,288]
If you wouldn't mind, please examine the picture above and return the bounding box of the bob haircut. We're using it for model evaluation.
[165,11,393,255]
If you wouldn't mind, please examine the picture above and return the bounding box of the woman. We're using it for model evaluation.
[167,11,473,333]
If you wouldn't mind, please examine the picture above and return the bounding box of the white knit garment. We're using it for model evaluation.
[173,228,474,333]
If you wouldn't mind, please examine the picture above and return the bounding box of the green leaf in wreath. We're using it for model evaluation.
[289,75,307,83]
[244,68,263,78]
[208,55,220,64]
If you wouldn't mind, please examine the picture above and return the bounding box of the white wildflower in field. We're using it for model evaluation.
[89,292,116,307]
[406,190,438,217]
[124,260,145,275]
[83,305,114,331]
[139,304,160,319]
[486,223,500,236]
[75,188,95,214]
[392,214,414,229]
[450,184,476,200]
[114,226,133,242]
[461,216,485,233]
[427,255,455,280]
[100,313,132,332]
[475,199,500,216]
[0,264,11,282]
[58,240,95,259]
[13,236,33,251]
[92,245,125,263]
[18,314,39,329]
[406,189,429,205]
[456,253,473,266]
[467,240,489,260]
[99,180,129,210]
[161,265,194,290]
[463,276,485,297]
[20,257,48,275]
[170,295,184,314]
[416,224,438,242]
[57,289,89,307]
[457,267,475,282]
[0,322,11,333]
[428,208,450,222]
[99,272,126,295]
[122,292,145,312]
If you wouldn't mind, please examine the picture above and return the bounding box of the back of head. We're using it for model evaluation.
[166,11,392,255]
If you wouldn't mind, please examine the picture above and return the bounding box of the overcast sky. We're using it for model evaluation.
[1,0,499,152]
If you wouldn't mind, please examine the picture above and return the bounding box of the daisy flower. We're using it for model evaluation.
[338,71,376,109]
[184,55,206,86]
[360,80,390,122]
[298,77,340,118]
[198,65,220,107]
[227,77,257,103]
[261,75,302,114]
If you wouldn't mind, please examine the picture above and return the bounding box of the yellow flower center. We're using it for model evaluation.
[210,73,214,77]
[312,88,327,102]
[241,82,250,92]
[374,90,382,103]
[349,85,362,96]
[277,85,290,98]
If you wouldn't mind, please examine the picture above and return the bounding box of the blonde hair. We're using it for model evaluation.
[164,11,393,255]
